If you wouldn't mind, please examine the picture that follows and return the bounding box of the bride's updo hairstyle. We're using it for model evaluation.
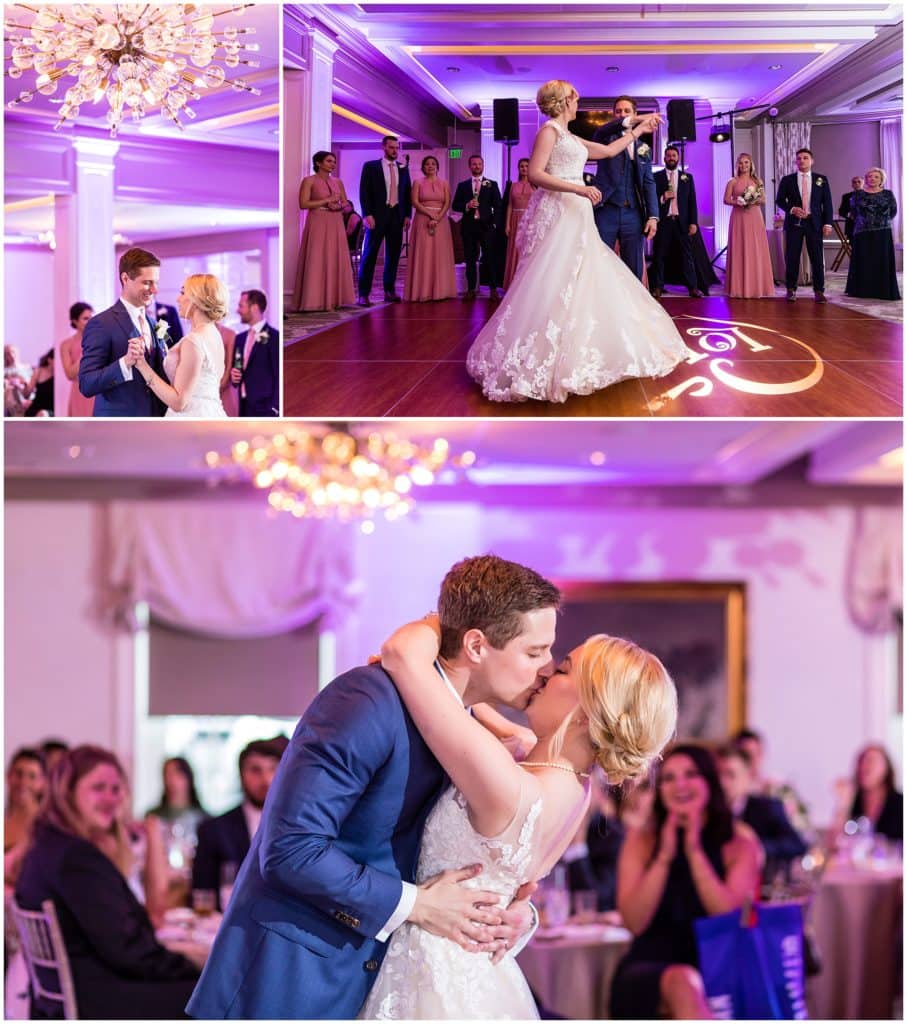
[183,274,229,322]
[575,635,677,784]
[536,80,578,118]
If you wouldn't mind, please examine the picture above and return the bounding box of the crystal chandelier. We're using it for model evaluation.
[205,427,476,529]
[5,4,261,136]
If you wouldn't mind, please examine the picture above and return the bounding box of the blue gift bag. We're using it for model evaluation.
[694,903,808,1019]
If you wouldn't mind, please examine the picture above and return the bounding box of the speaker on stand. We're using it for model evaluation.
[666,98,696,171]
[493,97,519,184]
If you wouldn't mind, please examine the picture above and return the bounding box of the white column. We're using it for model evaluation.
[712,143,732,261]
[73,139,119,308]
[284,29,337,306]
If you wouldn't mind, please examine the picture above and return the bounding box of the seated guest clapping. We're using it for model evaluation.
[14,745,201,1019]
[404,156,457,302]
[842,743,903,841]
[610,744,762,1020]
[717,744,806,880]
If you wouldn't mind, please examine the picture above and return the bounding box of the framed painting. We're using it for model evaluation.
[554,581,747,742]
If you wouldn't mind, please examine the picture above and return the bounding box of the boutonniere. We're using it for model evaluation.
[680,173,688,182]
[636,143,650,157]
[481,179,491,188]
[815,176,824,187]
[256,327,270,345]
[154,320,170,343]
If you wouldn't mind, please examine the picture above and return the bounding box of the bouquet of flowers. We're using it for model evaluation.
[737,183,765,207]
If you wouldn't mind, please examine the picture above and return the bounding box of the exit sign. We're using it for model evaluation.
[448,147,463,158]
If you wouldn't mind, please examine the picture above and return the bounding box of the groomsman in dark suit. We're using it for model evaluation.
[775,148,834,301]
[192,736,288,909]
[651,145,703,298]
[358,135,411,305]
[231,289,279,416]
[452,155,504,299]
[591,95,660,281]
[839,174,863,242]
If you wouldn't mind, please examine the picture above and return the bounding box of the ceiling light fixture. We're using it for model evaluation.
[5,3,261,136]
[769,63,783,70]
[205,427,476,527]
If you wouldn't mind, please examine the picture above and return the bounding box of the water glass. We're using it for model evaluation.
[219,861,238,910]
[572,889,598,922]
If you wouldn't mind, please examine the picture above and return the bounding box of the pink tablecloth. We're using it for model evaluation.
[517,923,632,1019]
[806,862,902,1020]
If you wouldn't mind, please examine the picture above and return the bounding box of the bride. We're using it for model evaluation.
[467,80,691,403]
[360,617,677,1019]
[133,274,228,418]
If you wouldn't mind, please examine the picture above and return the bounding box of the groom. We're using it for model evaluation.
[187,555,560,1020]
[592,95,660,280]
[79,247,169,416]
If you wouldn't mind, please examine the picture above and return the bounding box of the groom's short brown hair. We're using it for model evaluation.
[119,247,160,280]
[437,555,560,659]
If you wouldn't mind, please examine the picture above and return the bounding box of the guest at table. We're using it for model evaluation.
[192,736,287,908]
[839,175,863,242]
[845,167,901,301]
[23,348,55,417]
[58,302,95,417]
[723,153,775,298]
[717,744,807,880]
[38,738,70,777]
[4,346,31,417]
[610,744,762,1020]
[846,743,903,841]
[404,155,457,302]
[14,745,202,1018]
[732,727,813,844]
[502,158,537,289]
[4,748,46,855]
[291,150,356,312]
[145,757,209,846]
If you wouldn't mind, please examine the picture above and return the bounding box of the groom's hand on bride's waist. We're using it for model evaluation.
[408,864,505,953]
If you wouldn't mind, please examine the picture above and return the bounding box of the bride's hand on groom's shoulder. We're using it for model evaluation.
[380,615,442,672]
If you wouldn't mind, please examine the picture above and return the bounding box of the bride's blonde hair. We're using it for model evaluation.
[548,636,677,784]
[183,274,229,322]
[537,80,578,118]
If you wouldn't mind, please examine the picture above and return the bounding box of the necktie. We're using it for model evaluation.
[242,328,256,399]
[801,173,811,215]
[669,171,679,216]
[473,177,480,218]
[625,129,635,159]
[388,161,398,207]
[136,312,151,352]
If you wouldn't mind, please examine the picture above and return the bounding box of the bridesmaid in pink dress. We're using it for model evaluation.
[58,301,95,417]
[724,153,775,298]
[503,159,537,289]
[405,156,457,302]
[291,151,356,311]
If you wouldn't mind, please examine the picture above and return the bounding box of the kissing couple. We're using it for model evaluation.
[188,555,678,1019]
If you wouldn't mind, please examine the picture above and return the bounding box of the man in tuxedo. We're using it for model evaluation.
[187,554,550,1020]
[650,146,703,298]
[591,95,659,281]
[191,736,288,908]
[452,155,504,299]
[231,288,279,416]
[78,247,168,416]
[358,135,411,305]
[839,174,863,242]
[775,148,834,302]
[718,745,807,880]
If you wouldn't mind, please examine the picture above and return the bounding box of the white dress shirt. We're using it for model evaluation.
[242,800,264,841]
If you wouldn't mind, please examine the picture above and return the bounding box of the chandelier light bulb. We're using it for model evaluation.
[5,3,259,134]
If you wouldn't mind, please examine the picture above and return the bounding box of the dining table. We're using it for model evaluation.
[517,921,633,1020]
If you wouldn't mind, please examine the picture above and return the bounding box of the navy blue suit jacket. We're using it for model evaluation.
[591,118,658,221]
[776,171,834,232]
[741,795,807,868]
[191,805,251,905]
[359,159,412,224]
[653,168,699,231]
[452,177,504,229]
[79,300,167,417]
[186,666,446,1020]
[235,322,279,417]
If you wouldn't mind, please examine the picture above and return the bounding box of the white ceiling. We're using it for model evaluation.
[5,420,902,491]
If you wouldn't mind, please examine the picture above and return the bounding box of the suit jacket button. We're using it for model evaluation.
[365,960,379,972]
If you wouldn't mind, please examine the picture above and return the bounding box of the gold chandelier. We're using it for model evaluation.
[5,3,261,135]
[205,428,476,530]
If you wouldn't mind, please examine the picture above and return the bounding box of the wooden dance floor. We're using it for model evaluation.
[284,296,902,418]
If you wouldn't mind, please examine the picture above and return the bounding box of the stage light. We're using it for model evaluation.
[709,122,731,143]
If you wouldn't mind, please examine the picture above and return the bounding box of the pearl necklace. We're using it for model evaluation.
[521,761,590,780]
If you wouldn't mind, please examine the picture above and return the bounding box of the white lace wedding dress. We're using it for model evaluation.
[360,784,543,1020]
[466,119,691,403]
[162,324,227,418]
